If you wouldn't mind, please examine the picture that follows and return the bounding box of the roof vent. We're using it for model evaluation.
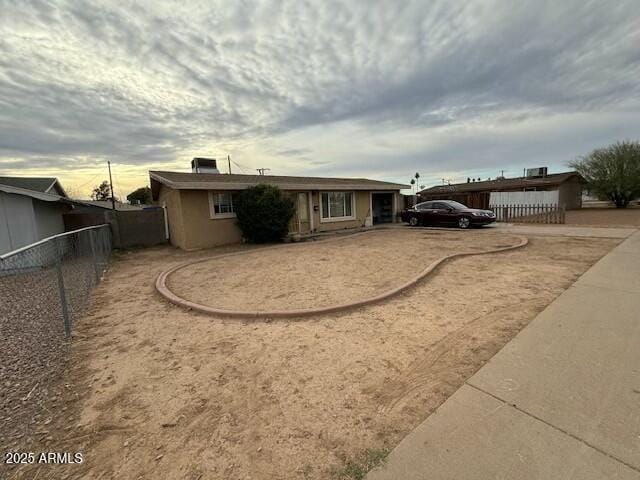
[526,167,548,178]
[191,157,220,174]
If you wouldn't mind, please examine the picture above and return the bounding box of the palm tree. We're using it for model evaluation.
[410,178,416,194]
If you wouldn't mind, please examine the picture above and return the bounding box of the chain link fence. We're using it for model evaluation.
[0,225,112,447]
[0,224,112,335]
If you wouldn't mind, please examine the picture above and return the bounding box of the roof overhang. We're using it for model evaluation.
[0,182,100,209]
[150,172,408,200]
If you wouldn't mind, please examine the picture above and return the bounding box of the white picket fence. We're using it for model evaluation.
[491,203,566,224]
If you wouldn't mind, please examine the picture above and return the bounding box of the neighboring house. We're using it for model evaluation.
[418,171,584,210]
[150,165,408,250]
[0,176,68,197]
[0,177,74,254]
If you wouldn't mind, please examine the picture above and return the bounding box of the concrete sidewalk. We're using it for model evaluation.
[368,231,640,480]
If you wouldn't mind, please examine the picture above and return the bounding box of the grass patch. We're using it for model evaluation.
[335,448,390,480]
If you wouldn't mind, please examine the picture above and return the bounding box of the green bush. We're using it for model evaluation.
[234,184,295,243]
[570,140,640,208]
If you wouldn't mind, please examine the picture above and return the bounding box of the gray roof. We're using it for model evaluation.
[0,176,67,197]
[150,170,409,198]
[0,182,97,209]
[419,171,582,195]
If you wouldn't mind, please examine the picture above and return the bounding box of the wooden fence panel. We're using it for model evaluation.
[490,203,566,224]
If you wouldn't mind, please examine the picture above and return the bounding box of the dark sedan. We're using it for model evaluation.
[401,200,496,229]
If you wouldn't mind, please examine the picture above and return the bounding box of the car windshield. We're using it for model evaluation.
[444,201,469,210]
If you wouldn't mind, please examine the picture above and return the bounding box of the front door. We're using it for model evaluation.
[297,192,311,233]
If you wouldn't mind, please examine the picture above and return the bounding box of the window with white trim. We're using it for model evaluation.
[209,192,238,218]
[320,192,354,221]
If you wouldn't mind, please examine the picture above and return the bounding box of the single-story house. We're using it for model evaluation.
[0,177,75,254]
[150,169,409,250]
[418,171,584,210]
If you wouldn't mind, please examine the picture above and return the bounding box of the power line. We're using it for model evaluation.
[231,160,248,174]
[76,173,102,189]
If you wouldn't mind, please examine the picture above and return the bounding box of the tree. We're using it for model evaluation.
[234,184,295,243]
[91,181,115,201]
[127,186,152,205]
[570,141,640,208]
[410,178,416,194]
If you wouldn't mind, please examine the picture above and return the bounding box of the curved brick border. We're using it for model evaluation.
[156,230,528,319]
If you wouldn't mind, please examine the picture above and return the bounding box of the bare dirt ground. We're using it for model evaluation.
[168,230,523,311]
[5,229,620,480]
[565,207,640,227]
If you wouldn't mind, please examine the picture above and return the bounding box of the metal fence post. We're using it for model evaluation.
[89,228,100,282]
[54,238,72,337]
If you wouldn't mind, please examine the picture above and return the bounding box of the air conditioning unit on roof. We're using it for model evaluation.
[526,167,548,178]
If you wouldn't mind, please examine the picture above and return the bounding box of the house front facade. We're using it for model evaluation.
[150,169,408,250]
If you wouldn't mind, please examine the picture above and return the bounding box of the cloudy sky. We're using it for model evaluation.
[1,0,639,198]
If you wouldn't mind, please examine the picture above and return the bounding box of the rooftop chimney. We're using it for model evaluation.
[191,157,220,174]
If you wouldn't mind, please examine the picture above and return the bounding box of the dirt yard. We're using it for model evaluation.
[565,207,640,227]
[168,230,523,311]
[6,229,620,480]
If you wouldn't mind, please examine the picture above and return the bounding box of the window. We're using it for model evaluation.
[209,192,238,218]
[320,192,354,221]
[432,202,450,210]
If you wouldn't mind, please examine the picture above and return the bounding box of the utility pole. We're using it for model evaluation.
[256,168,271,176]
[107,161,116,210]
[228,155,231,174]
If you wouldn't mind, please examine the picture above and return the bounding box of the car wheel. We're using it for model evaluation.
[458,217,471,229]
[409,216,419,226]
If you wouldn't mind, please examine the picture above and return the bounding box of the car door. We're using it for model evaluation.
[416,202,435,225]
[431,202,456,225]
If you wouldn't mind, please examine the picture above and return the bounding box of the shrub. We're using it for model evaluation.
[570,140,640,208]
[234,184,295,243]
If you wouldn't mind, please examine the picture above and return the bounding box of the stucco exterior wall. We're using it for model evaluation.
[179,190,243,250]
[160,186,399,250]
[311,190,372,232]
[158,186,186,249]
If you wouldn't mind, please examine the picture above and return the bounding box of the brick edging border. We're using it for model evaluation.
[155,231,529,319]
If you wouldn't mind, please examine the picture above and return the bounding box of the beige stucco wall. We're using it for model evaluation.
[178,190,243,250]
[311,190,373,232]
[161,186,399,250]
[158,186,186,249]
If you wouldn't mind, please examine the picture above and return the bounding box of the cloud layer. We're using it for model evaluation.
[1,0,639,194]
